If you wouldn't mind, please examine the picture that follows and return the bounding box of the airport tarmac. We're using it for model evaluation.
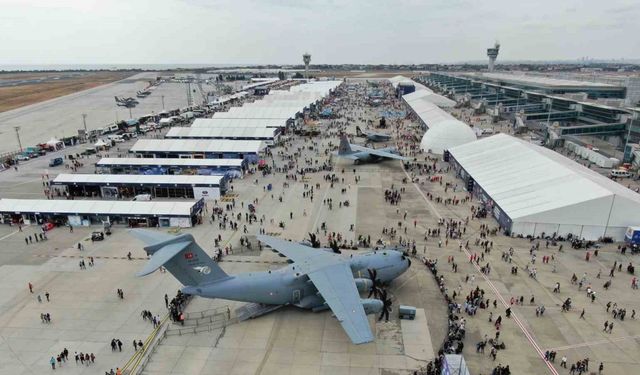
[0,72,211,156]
[0,80,639,375]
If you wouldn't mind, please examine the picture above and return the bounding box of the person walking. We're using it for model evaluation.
[28,282,33,293]
[50,356,56,369]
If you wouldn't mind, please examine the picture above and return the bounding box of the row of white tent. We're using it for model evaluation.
[211,81,342,121]
[393,76,477,155]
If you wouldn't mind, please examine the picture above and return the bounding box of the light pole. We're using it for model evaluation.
[81,113,88,142]
[161,95,165,110]
[14,126,23,152]
[546,99,553,127]
[623,112,638,162]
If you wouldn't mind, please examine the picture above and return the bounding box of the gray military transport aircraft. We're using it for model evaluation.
[336,134,408,164]
[130,229,411,344]
[356,126,392,142]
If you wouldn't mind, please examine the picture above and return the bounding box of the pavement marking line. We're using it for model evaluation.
[0,230,19,241]
[406,166,560,375]
[544,334,640,352]
[3,177,43,188]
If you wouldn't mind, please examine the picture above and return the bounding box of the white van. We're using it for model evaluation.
[610,169,632,178]
[101,124,119,135]
[108,135,125,143]
[132,194,152,201]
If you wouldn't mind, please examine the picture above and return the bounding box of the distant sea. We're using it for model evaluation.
[0,64,235,72]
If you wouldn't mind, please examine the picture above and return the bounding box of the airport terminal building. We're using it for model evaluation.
[448,134,640,240]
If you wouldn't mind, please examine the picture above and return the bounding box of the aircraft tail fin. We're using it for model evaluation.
[130,229,229,286]
[338,134,352,155]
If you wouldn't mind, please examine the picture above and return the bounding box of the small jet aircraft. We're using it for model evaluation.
[336,134,408,164]
[114,96,138,107]
[136,90,151,98]
[130,230,411,344]
[356,126,391,142]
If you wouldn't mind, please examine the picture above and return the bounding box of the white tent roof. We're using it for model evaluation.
[0,199,196,216]
[53,173,224,186]
[403,90,456,108]
[407,100,456,128]
[289,81,342,95]
[94,139,108,147]
[165,127,277,140]
[97,158,243,168]
[213,106,300,119]
[449,134,640,226]
[46,138,61,146]
[420,120,477,155]
[130,139,265,154]
[388,76,431,92]
[243,100,313,108]
[190,118,285,129]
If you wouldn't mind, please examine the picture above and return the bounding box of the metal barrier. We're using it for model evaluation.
[183,305,230,320]
[166,317,237,336]
[121,314,170,375]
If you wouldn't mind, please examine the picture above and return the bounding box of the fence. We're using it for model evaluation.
[121,314,170,375]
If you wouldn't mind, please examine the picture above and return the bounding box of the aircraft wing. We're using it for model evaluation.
[335,152,359,160]
[360,147,408,161]
[256,235,374,344]
[307,263,374,344]
[256,235,339,271]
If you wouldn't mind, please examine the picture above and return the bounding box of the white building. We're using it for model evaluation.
[448,134,640,240]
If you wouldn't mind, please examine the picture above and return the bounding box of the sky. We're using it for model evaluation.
[1,0,639,66]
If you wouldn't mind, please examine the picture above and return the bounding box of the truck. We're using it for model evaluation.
[625,226,640,246]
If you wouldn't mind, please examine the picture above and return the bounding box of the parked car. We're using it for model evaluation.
[49,157,64,167]
[15,154,30,162]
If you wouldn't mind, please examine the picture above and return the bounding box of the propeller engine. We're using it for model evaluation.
[361,298,384,315]
[378,289,392,322]
[367,268,382,298]
[354,278,373,293]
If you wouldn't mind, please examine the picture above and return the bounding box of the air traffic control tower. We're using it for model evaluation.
[303,53,311,80]
[487,42,500,72]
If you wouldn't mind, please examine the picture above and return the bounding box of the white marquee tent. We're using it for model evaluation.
[420,120,477,154]
[448,134,640,240]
